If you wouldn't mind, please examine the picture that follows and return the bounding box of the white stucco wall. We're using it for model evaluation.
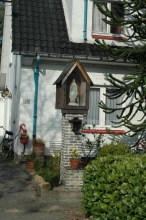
[0,98,4,141]
[14,58,139,155]
[62,0,73,39]
[0,2,12,90]
[2,53,140,155]
[14,61,64,155]
[0,1,13,134]
[0,2,12,144]
[1,2,142,156]
[62,0,143,47]
[62,0,93,43]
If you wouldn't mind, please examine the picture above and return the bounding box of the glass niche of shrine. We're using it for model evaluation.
[67,78,86,107]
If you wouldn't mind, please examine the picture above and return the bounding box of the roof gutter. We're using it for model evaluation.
[83,0,88,41]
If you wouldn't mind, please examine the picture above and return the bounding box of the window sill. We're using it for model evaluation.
[92,34,127,41]
[82,129,125,135]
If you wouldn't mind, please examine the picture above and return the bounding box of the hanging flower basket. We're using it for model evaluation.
[20,138,29,144]
[20,133,29,144]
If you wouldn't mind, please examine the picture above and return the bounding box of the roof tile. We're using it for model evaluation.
[12,0,102,58]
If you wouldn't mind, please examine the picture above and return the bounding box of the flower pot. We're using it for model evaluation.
[70,159,80,169]
[33,144,45,156]
[20,138,28,144]
[27,161,34,169]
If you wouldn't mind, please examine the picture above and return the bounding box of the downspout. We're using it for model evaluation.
[33,54,40,139]
[83,0,88,41]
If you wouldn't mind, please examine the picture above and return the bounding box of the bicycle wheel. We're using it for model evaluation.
[6,149,13,159]
[0,144,2,154]
[5,149,10,159]
[1,141,5,155]
[2,138,9,155]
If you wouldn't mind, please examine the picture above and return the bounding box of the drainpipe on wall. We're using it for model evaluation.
[33,54,40,140]
[83,0,88,41]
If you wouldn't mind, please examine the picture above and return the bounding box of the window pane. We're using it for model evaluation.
[93,3,107,33]
[111,3,124,34]
[93,2,124,35]
[105,90,123,125]
[84,88,100,125]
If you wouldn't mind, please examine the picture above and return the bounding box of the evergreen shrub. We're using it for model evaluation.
[81,155,146,220]
[98,141,131,157]
[34,157,60,188]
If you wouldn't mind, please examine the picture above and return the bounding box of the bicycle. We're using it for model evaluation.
[0,126,14,159]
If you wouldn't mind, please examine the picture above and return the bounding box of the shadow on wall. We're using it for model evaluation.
[18,70,62,155]
[106,133,138,147]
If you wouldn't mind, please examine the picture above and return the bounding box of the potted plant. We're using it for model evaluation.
[81,133,104,167]
[32,138,45,157]
[70,147,80,169]
[27,151,36,169]
[53,150,61,169]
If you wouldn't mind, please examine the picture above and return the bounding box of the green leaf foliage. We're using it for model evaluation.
[98,141,131,157]
[81,154,146,219]
[95,0,146,141]
[82,133,104,159]
[34,157,60,188]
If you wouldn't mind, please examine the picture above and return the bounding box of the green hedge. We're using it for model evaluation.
[81,155,146,220]
[98,141,131,157]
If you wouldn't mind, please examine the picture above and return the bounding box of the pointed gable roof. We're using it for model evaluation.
[12,0,102,59]
[53,58,93,86]
[53,58,93,113]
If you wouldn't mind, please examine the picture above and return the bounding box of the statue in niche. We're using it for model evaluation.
[69,79,79,106]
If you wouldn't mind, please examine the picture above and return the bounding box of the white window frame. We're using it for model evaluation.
[84,87,124,130]
[92,1,125,37]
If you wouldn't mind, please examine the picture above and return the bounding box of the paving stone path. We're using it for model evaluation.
[0,155,87,220]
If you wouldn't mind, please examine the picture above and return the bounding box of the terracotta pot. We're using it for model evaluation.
[70,159,80,169]
[27,161,34,169]
[33,144,45,156]
[56,164,60,169]
[20,138,28,144]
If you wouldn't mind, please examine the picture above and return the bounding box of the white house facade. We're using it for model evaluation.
[0,0,140,159]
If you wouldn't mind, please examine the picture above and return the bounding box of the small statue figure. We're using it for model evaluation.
[69,79,79,105]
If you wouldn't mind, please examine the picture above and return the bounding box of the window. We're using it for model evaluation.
[84,87,123,127]
[84,88,100,125]
[105,89,123,125]
[92,1,124,36]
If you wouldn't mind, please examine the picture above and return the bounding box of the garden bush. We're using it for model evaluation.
[34,157,60,188]
[81,154,146,220]
[98,141,131,157]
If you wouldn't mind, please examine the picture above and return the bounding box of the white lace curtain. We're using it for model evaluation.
[93,4,107,34]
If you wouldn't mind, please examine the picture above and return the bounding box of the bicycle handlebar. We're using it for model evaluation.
[0,126,13,135]
[6,131,13,136]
